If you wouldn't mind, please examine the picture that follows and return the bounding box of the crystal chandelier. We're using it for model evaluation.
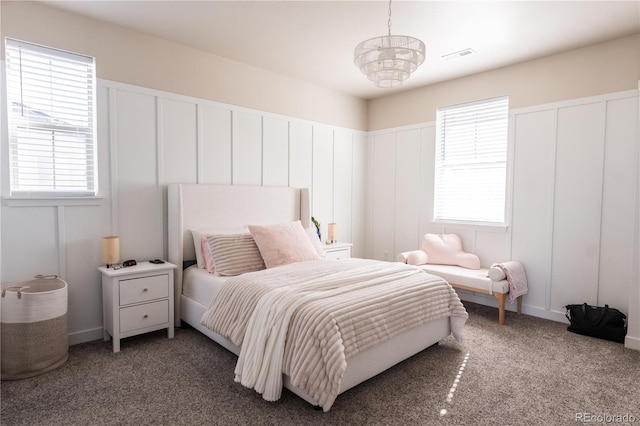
[354,0,425,88]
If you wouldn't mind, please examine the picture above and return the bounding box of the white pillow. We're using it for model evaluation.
[249,220,320,268]
[205,233,265,276]
[305,226,326,258]
[191,226,247,268]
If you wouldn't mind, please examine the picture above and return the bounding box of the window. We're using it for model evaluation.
[5,38,97,197]
[433,96,509,226]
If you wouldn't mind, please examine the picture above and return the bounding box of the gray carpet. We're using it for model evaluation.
[2,302,639,426]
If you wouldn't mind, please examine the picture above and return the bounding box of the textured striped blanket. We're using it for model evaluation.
[201,258,467,411]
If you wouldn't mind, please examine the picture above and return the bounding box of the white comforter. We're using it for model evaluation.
[201,258,467,411]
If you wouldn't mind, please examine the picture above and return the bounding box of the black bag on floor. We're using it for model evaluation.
[564,303,627,343]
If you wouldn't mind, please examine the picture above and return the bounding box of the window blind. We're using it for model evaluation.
[434,96,509,225]
[5,38,97,196]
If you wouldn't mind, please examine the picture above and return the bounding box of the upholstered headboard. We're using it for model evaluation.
[167,184,310,322]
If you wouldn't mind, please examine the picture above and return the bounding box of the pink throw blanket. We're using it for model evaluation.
[492,261,528,302]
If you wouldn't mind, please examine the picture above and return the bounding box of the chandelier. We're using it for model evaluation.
[354,0,425,88]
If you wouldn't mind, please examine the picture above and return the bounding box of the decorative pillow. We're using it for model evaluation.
[406,250,429,266]
[205,233,265,276]
[201,237,215,273]
[305,226,326,258]
[488,265,507,281]
[249,220,321,268]
[191,226,247,268]
[420,233,481,270]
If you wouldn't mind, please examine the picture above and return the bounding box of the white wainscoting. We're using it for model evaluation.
[367,90,639,338]
[0,79,367,344]
[2,76,636,347]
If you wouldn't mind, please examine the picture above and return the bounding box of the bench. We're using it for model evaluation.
[396,255,522,325]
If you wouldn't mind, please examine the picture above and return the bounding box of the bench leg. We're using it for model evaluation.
[517,296,523,315]
[494,293,507,325]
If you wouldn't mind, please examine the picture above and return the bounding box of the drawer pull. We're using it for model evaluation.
[143,288,148,292]
[143,314,149,318]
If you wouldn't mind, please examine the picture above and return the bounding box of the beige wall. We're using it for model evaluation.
[0,1,367,131]
[2,2,638,133]
[367,34,640,131]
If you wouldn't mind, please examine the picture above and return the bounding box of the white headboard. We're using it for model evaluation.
[167,184,310,322]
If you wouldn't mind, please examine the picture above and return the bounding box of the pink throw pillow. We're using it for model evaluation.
[249,220,321,268]
[421,234,481,269]
[406,250,429,266]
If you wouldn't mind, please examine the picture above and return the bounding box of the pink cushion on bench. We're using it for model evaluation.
[420,234,481,270]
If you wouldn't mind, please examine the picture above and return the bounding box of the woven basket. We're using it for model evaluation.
[1,275,69,380]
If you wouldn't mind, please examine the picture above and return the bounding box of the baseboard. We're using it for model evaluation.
[68,327,104,346]
[624,334,640,351]
[67,304,638,351]
[459,291,639,351]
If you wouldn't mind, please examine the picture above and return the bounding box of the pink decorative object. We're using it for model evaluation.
[420,234,481,270]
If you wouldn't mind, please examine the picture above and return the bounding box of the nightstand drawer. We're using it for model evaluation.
[120,300,169,333]
[324,242,353,260]
[325,248,350,260]
[119,274,169,305]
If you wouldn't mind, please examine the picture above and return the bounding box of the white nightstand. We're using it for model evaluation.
[98,261,177,353]
[324,242,353,260]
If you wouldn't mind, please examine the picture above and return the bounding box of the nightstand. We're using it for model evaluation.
[324,242,353,260]
[98,261,177,353]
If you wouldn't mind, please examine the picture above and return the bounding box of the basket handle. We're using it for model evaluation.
[1,285,31,299]
[1,275,57,299]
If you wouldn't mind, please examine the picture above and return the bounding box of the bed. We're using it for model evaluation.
[167,183,467,411]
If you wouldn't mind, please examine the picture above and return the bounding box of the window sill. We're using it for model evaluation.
[4,195,104,207]
[431,220,508,233]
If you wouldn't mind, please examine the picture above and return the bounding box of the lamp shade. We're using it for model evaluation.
[102,236,120,266]
[328,223,337,244]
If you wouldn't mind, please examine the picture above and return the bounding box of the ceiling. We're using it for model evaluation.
[42,1,640,100]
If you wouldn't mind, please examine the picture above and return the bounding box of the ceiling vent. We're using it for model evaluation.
[442,48,476,61]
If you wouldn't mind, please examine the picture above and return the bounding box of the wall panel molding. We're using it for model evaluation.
[107,87,119,235]
[368,89,639,345]
[57,205,66,280]
[2,77,635,349]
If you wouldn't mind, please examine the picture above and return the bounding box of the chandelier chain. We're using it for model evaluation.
[387,0,392,37]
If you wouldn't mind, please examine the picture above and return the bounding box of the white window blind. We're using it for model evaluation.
[434,96,509,225]
[5,38,97,196]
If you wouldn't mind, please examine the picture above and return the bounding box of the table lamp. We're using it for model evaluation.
[328,223,337,244]
[102,236,120,268]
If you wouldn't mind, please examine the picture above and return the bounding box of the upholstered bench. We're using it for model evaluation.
[396,255,522,325]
